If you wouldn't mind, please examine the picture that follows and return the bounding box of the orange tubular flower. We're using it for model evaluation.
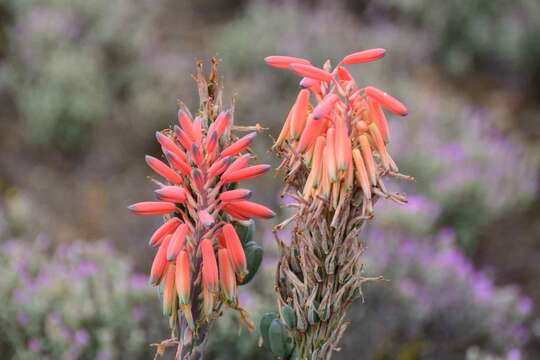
[267,49,412,359]
[128,60,273,359]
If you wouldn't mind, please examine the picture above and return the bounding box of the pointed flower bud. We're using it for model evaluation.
[149,217,181,247]
[175,250,191,305]
[289,63,333,82]
[223,223,247,279]
[155,186,187,203]
[218,248,236,303]
[221,164,271,184]
[145,155,183,184]
[200,238,219,292]
[365,86,408,116]
[128,201,176,216]
[341,48,386,65]
[265,55,310,69]
[219,189,252,202]
[167,223,189,261]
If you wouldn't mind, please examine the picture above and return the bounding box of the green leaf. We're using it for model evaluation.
[260,312,278,349]
[239,242,263,285]
[268,318,293,358]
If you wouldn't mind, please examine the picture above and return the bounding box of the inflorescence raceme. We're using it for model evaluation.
[264,49,413,359]
[128,60,273,359]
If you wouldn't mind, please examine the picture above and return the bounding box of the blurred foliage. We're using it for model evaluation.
[0,0,193,153]
[340,229,531,360]
[0,237,166,359]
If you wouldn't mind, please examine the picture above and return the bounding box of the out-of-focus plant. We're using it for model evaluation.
[340,229,531,360]
[0,0,191,152]
[382,0,540,89]
[0,236,166,359]
[128,60,273,359]
[382,89,537,250]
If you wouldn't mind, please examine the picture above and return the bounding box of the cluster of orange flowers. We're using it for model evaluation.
[128,108,273,328]
[267,49,408,214]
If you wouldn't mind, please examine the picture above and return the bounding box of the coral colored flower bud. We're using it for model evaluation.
[336,66,353,81]
[191,144,203,167]
[191,168,204,193]
[368,98,390,144]
[175,250,191,305]
[341,48,386,65]
[155,186,187,203]
[197,210,215,228]
[192,116,203,146]
[200,238,219,292]
[162,264,176,316]
[156,131,186,161]
[218,248,237,303]
[359,134,377,186]
[222,224,247,279]
[164,150,191,176]
[128,201,177,216]
[222,204,250,220]
[291,89,310,139]
[178,109,196,141]
[265,55,310,69]
[223,154,251,176]
[174,125,194,151]
[145,155,183,185]
[352,148,372,200]
[220,132,257,158]
[214,110,231,138]
[325,128,338,182]
[232,201,276,219]
[202,287,215,319]
[312,94,339,120]
[221,164,271,184]
[364,86,408,116]
[208,156,233,178]
[297,115,326,153]
[205,131,219,160]
[219,189,252,202]
[167,223,189,261]
[334,115,350,172]
[289,63,333,82]
[150,234,172,285]
[149,217,181,247]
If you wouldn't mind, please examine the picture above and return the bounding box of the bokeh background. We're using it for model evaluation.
[0,0,539,359]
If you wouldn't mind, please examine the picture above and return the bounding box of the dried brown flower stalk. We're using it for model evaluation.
[266,50,413,359]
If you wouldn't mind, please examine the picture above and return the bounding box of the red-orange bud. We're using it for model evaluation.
[150,234,172,285]
[175,250,191,305]
[218,248,236,303]
[128,201,177,216]
[341,48,386,65]
[167,223,188,261]
[145,155,183,185]
[365,86,408,116]
[200,238,219,292]
[289,63,333,82]
[221,164,271,184]
[265,55,310,69]
[219,189,252,202]
[220,132,256,158]
[155,186,187,203]
[222,223,247,278]
[149,217,181,247]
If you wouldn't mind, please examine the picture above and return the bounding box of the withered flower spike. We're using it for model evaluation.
[128,60,273,360]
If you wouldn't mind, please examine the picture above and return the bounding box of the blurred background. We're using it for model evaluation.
[0,0,539,359]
